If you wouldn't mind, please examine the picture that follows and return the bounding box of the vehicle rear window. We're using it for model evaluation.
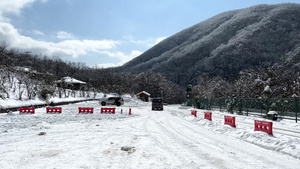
[153,99,162,102]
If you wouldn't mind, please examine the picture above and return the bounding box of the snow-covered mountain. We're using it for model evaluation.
[117,3,300,86]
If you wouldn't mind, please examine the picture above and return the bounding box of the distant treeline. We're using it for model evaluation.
[0,41,185,103]
[192,59,300,99]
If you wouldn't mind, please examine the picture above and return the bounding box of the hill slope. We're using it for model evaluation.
[117,3,300,86]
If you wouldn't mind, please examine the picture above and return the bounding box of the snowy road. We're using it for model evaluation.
[1,100,300,169]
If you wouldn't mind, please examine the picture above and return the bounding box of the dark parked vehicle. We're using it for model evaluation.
[100,97,124,106]
[152,98,163,111]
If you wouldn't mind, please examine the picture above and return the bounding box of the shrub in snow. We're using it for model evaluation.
[38,132,47,136]
[121,146,136,154]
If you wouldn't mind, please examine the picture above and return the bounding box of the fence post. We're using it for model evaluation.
[294,98,299,123]
[266,98,270,114]
[219,99,222,112]
[238,98,242,115]
[246,98,249,116]
[260,99,263,116]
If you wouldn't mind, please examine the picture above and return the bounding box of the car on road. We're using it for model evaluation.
[152,98,163,111]
[100,96,124,106]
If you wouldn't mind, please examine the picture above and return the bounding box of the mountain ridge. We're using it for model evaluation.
[116,3,300,86]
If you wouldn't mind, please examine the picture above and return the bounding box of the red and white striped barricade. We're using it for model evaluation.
[19,107,35,114]
[224,115,236,127]
[204,112,212,121]
[254,120,273,135]
[46,107,62,113]
[121,108,132,115]
[101,107,116,114]
[191,110,197,117]
[79,107,94,114]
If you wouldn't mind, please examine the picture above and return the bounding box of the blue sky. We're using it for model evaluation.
[0,0,299,68]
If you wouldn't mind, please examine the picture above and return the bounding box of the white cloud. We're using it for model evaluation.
[32,30,44,36]
[93,63,118,69]
[0,0,38,21]
[123,35,167,47]
[0,0,157,67]
[0,0,120,59]
[0,22,119,58]
[146,36,167,47]
[123,35,148,44]
[154,37,167,45]
[57,31,75,40]
[101,50,142,65]
[93,50,143,68]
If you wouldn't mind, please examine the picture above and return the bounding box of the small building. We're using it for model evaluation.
[136,91,150,102]
[56,76,86,90]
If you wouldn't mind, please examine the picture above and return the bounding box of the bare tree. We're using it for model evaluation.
[15,73,26,100]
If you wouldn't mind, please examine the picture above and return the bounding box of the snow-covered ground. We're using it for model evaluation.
[1,97,300,169]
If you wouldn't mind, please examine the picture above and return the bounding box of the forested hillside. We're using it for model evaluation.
[117,3,300,89]
[0,42,185,103]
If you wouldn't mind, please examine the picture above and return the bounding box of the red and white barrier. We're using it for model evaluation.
[46,107,62,113]
[101,107,116,114]
[19,107,35,114]
[16,106,276,138]
[121,108,132,115]
[191,110,197,117]
[204,112,212,121]
[254,120,273,135]
[79,107,94,114]
[224,116,236,127]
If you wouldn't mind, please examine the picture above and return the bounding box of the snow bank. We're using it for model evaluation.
[170,107,300,159]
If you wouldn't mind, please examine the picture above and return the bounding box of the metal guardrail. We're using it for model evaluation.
[193,98,299,123]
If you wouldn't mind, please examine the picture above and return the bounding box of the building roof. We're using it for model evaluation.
[136,91,150,96]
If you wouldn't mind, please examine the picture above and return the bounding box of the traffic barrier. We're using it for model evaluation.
[224,116,236,127]
[101,107,116,114]
[191,110,197,117]
[46,107,62,113]
[79,107,94,114]
[204,112,212,121]
[19,107,35,114]
[254,120,273,135]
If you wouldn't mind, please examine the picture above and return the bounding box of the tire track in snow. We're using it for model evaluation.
[143,112,200,168]
[145,111,215,168]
